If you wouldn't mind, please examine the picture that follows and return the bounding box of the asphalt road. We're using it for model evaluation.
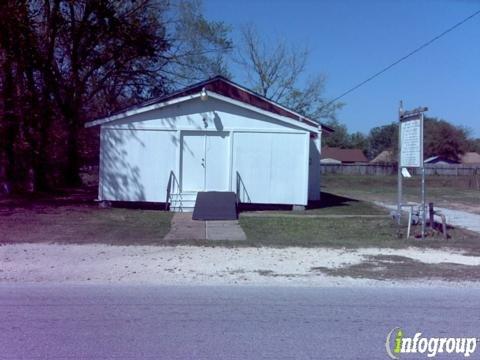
[1,284,479,359]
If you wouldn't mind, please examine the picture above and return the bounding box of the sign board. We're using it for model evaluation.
[400,117,422,167]
[397,104,427,240]
[401,168,412,178]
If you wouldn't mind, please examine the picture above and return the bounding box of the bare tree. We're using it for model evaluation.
[162,0,232,88]
[235,24,342,122]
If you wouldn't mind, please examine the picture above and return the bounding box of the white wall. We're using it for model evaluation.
[308,132,322,201]
[233,132,309,205]
[99,128,177,202]
[98,97,316,205]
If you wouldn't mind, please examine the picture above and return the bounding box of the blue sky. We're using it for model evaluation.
[203,0,480,137]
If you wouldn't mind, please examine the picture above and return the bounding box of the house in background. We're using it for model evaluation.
[460,152,480,165]
[424,155,460,165]
[320,147,368,164]
[369,152,480,166]
[86,76,332,212]
[370,150,395,164]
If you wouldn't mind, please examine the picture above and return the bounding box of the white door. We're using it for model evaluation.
[181,133,206,191]
[205,132,229,191]
[181,131,230,191]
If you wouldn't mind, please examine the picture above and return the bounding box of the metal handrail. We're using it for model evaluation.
[166,171,182,211]
[235,171,251,205]
[236,171,240,206]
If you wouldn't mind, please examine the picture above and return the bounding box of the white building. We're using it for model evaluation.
[86,77,331,211]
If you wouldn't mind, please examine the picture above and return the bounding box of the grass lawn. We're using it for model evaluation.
[322,174,480,213]
[236,188,479,253]
[239,215,480,253]
[304,193,387,215]
[0,203,172,245]
[254,192,387,216]
[1,183,478,252]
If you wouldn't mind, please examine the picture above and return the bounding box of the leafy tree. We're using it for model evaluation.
[322,119,350,148]
[365,118,472,161]
[366,123,398,160]
[322,121,368,154]
[42,1,171,185]
[0,1,48,190]
[423,117,469,161]
[0,0,230,192]
[348,132,368,153]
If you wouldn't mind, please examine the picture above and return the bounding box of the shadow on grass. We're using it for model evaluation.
[306,192,359,210]
[0,187,100,217]
[0,186,97,210]
[237,192,360,213]
[109,201,167,210]
[0,186,171,214]
[238,203,292,212]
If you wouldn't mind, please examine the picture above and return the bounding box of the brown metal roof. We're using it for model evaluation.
[321,147,368,163]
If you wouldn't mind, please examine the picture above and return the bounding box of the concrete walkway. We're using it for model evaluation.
[163,213,247,241]
[377,202,480,234]
[163,213,205,240]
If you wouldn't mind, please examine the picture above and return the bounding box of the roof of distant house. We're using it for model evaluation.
[370,150,394,164]
[460,152,480,164]
[424,155,460,164]
[321,147,368,163]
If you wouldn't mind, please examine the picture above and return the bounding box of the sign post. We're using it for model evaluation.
[398,103,428,239]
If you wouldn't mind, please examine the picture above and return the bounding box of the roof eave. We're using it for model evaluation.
[320,124,334,133]
[84,93,202,128]
[85,89,319,133]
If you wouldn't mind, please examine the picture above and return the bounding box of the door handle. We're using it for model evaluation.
[201,158,205,168]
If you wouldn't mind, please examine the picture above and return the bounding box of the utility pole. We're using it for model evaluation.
[420,112,426,240]
[397,101,403,225]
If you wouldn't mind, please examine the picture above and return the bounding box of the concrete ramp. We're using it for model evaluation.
[192,192,237,221]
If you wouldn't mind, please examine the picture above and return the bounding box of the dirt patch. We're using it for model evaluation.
[311,254,480,282]
[0,204,172,245]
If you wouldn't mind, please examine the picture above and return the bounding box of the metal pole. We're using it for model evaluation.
[421,113,426,240]
[397,101,403,225]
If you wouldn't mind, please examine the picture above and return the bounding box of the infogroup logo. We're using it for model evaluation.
[385,327,478,359]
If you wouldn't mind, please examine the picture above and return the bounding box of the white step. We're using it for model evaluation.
[170,206,194,213]
[170,192,197,201]
[169,192,197,212]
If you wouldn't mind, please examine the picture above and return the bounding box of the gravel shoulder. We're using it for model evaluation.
[2,244,480,287]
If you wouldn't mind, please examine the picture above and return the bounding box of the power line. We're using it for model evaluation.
[323,8,480,109]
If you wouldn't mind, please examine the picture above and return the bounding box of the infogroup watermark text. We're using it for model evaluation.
[386,328,478,359]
